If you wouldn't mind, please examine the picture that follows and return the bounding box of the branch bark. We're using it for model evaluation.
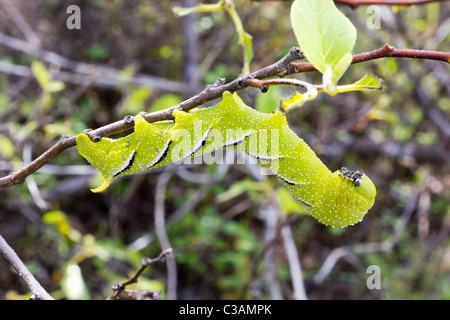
[0,47,303,190]
[0,233,54,300]
[334,0,450,7]
[253,0,450,6]
[0,43,448,190]
[289,44,450,73]
[106,248,172,300]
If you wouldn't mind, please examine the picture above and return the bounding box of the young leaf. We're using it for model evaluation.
[280,89,318,112]
[290,0,356,77]
[0,134,15,158]
[46,80,65,93]
[31,60,51,90]
[173,0,225,17]
[333,74,384,93]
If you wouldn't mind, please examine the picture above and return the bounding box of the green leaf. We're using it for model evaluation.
[31,60,51,90]
[121,87,153,114]
[280,89,318,112]
[0,134,15,158]
[216,179,264,203]
[330,52,353,85]
[43,210,74,239]
[173,0,225,17]
[240,30,254,73]
[149,93,181,113]
[334,74,384,93]
[173,0,253,74]
[46,80,65,93]
[88,44,109,60]
[43,122,76,139]
[226,2,253,74]
[290,0,357,76]
[255,86,281,113]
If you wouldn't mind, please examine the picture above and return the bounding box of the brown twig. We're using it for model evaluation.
[312,191,419,285]
[242,77,318,92]
[334,0,450,7]
[289,44,450,73]
[253,0,450,6]
[0,233,54,300]
[0,43,449,190]
[106,248,172,300]
[0,47,303,190]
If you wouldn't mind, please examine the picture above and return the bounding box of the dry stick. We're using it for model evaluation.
[0,44,449,190]
[0,234,54,300]
[106,248,173,300]
[280,224,308,300]
[254,0,450,6]
[0,0,39,46]
[0,33,186,93]
[290,44,450,73]
[334,0,450,6]
[154,170,178,300]
[312,191,419,285]
[0,47,303,190]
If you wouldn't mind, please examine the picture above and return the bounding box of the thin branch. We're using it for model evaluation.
[262,205,283,299]
[252,0,450,6]
[0,233,54,300]
[106,248,172,300]
[242,77,318,92]
[0,0,39,46]
[312,191,419,285]
[0,135,77,189]
[0,47,303,190]
[290,44,450,73]
[0,33,187,92]
[334,0,450,6]
[154,170,178,300]
[0,43,448,190]
[280,224,308,300]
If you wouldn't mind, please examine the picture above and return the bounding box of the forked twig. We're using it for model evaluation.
[106,248,173,300]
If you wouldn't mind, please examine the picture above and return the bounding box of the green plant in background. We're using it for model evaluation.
[174,0,253,75]
[31,61,65,111]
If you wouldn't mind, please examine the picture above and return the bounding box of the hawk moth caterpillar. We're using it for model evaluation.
[77,91,376,227]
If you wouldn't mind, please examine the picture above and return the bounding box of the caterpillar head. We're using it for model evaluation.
[318,169,376,227]
[348,172,377,208]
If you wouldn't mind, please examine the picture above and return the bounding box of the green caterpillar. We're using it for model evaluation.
[77,91,376,227]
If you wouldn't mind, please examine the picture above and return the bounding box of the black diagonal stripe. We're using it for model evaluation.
[278,175,296,186]
[295,196,312,207]
[224,132,252,148]
[186,128,211,158]
[151,140,172,168]
[113,151,137,177]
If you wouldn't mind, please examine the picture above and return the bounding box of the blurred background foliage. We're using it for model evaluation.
[0,0,449,300]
